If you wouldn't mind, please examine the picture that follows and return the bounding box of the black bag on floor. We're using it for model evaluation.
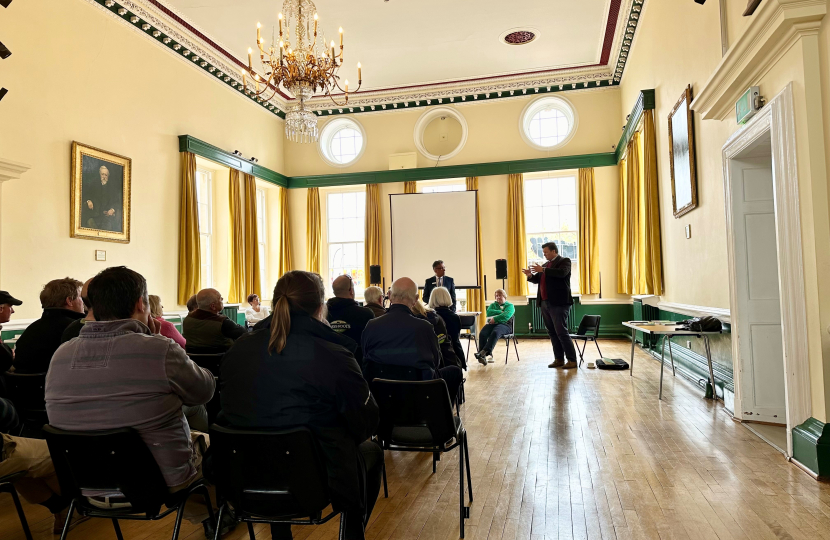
[677,316,722,332]
[595,358,629,370]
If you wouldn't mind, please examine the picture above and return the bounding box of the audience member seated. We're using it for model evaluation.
[45,266,219,533]
[362,278,462,404]
[363,286,387,318]
[182,288,246,353]
[474,289,516,365]
[0,397,18,434]
[149,294,187,348]
[244,293,270,324]
[326,275,374,360]
[186,294,198,313]
[428,287,467,369]
[14,278,85,374]
[0,290,21,398]
[60,278,94,343]
[410,298,463,370]
[0,432,85,533]
[219,270,382,540]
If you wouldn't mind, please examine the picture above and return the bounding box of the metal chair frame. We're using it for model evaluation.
[570,315,603,367]
[0,471,34,540]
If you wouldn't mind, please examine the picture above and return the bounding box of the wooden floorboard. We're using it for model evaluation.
[1,338,827,540]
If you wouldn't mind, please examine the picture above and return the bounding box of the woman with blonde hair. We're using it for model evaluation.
[427,286,467,369]
[219,271,384,540]
[410,294,463,370]
[148,294,186,348]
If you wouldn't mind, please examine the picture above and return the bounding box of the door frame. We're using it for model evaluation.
[722,83,810,456]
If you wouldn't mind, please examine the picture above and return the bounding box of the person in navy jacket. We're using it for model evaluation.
[422,260,456,312]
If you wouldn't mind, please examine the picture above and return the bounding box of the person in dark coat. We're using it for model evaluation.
[422,260,457,311]
[363,287,387,318]
[13,278,85,374]
[219,271,382,540]
[411,300,463,370]
[326,275,375,361]
[427,287,467,370]
[361,278,462,404]
[182,288,246,353]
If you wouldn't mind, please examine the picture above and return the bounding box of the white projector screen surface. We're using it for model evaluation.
[390,191,480,288]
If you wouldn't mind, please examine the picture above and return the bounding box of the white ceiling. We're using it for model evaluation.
[163,0,612,91]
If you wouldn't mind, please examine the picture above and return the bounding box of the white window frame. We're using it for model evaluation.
[519,96,578,151]
[195,169,213,289]
[318,117,367,168]
[523,170,580,295]
[324,188,367,297]
[256,187,267,298]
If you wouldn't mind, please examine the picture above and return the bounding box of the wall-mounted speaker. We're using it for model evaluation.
[0,41,10,60]
[369,265,381,285]
[0,88,7,102]
[495,259,507,280]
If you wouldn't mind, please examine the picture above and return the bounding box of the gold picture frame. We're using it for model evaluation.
[70,142,131,243]
[668,85,698,218]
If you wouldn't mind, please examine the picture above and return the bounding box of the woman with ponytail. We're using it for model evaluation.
[219,271,383,540]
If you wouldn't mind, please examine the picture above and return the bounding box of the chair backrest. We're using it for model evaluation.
[576,315,601,338]
[366,363,422,383]
[187,353,224,376]
[371,379,458,446]
[4,372,47,416]
[458,315,476,331]
[505,317,515,334]
[43,425,170,515]
[208,425,331,519]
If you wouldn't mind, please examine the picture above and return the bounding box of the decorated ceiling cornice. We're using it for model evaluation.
[84,0,645,119]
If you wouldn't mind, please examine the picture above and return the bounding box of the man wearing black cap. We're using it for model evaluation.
[0,290,22,374]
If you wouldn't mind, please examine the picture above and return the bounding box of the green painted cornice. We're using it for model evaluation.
[616,89,656,163]
[287,153,617,189]
[179,135,616,189]
[179,135,289,187]
[792,417,830,478]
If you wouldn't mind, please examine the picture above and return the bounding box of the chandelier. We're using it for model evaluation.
[244,0,362,143]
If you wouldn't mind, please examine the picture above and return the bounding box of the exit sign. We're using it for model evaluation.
[736,86,761,124]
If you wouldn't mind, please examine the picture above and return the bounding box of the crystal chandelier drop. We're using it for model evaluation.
[245,0,362,143]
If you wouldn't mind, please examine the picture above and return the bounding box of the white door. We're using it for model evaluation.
[730,150,786,424]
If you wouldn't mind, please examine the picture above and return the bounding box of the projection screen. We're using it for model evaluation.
[390,191,480,288]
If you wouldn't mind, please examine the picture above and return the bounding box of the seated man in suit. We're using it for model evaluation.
[182,288,246,353]
[423,260,456,311]
[362,277,462,404]
[326,275,374,360]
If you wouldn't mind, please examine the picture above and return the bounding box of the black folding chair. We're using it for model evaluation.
[371,379,473,538]
[458,315,478,360]
[569,315,602,366]
[43,425,215,540]
[186,353,224,377]
[365,362,462,416]
[208,425,347,540]
[0,471,34,540]
[4,372,47,437]
[502,318,520,364]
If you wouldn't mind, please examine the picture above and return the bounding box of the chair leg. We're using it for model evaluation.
[247,521,256,540]
[5,485,33,540]
[382,454,389,498]
[464,431,473,504]
[433,452,438,473]
[213,504,226,540]
[504,336,510,364]
[459,434,465,539]
[594,339,603,358]
[112,519,125,540]
[172,484,214,540]
[338,511,347,540]
[513,336,520,362]
[59,499,77,540]
[576,340,586,366]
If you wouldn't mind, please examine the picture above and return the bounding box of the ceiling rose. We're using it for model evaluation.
[503,30,537,45]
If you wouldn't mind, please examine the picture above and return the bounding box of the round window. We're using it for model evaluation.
[519,97,578,150]
[318,117,366,167]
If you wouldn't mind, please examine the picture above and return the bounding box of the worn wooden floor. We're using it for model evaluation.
[3,339,829,540]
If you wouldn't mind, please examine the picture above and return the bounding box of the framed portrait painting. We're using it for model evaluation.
[70,142,131,243]
[668,85,698,218]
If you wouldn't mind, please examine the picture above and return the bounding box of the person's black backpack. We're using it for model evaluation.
[677,316,722,332]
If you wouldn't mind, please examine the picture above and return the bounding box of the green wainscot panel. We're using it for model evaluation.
[792,417,830,478]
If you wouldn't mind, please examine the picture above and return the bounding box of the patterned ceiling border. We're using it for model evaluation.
[84,0,645,118]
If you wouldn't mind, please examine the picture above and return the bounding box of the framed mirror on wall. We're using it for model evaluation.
[668,85,698,218]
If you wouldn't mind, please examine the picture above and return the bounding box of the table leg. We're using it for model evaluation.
[667,335,676,376]
[630,327,636,376]
[659,335,666,400]
[703,335,718,401]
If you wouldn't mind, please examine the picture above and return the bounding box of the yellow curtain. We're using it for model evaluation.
[466,177,486,328]
[578,168,600,294]
[639,110,663,295]
[617,157,633,294]
[227,169,245,303]
[506,173,529,297]
[177,152,201,305]
[307,187,321,274]
[620,133,641,294]
[404,181,417,194]
[278,186,293,277]
[243,174,261,297]
[364,183,383,284]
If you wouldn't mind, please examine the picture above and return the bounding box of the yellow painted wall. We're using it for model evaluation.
[0,0,283,319]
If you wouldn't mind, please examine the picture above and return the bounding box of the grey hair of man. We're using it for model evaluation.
[364,286,384,306]
[389,277,418,307]
[427,286,453,309]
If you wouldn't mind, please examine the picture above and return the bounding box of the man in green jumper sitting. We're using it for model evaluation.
[473,289,515,365]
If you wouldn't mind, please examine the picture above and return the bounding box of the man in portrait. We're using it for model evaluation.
[81,161,123,232]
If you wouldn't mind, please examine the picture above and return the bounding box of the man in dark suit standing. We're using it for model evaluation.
[523,242,577,369]
[422,260,456,311]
